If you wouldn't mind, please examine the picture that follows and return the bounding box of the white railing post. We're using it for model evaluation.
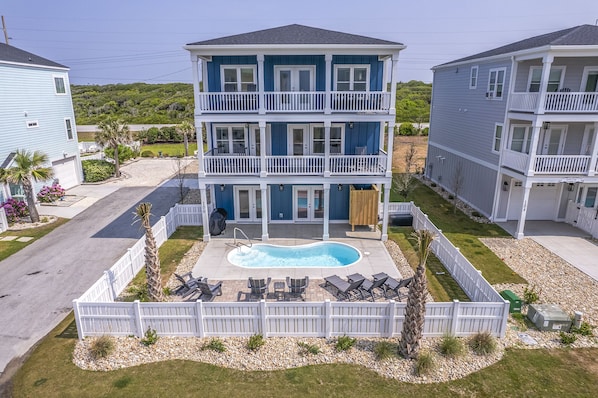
[196,300,205,337]
[498,301,511,338]
[325,300,332,338]
[72,299,84,340]
[134,300,144,338]
[325,54,332,114]
[388,300,397,337]
[259,300,268,337]
[450,300,460,336]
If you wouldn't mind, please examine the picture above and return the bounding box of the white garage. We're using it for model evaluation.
[507,182,560,220]
[51,157,80,189]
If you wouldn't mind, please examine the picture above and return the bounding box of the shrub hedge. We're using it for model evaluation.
[82,159,115,182]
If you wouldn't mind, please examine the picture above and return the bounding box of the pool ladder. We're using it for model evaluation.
[232,227,252,250]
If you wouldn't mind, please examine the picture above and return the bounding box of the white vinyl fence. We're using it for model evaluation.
[0,207,8,233]
[73,202,509,340]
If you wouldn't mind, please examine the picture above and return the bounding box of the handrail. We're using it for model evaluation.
[233,227,252,249]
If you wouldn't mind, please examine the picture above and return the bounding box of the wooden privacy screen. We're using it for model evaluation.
[349,184,379,231]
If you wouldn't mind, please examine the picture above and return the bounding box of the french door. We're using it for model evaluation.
[540,126,566,155]
[294,186,324,221]
[288,124,309,156]
[275,66,314,92]
[234,186,263,222]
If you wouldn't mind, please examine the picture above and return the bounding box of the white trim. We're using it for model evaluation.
[53,74,67,95]
[0,60,69,71]
[287,124,310,155]
[487,67,506,100]
[492,123,503,154]
[580,66,598,92]
[292,185,324,222]
[220,64,257,92]
[508,124,533,154]
[527,65,565,92]
[310,123,345,155]
[233,185,266,222]
[212,124,248,154]
[64,118,74,141]
[273,65,315,91]
[334,64,370,91]
[247,124,271,156]
[469,65,478,89]
[539,124,567,155]
[581,124,596,155]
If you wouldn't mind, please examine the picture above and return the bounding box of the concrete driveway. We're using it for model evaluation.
[0,158,195,378]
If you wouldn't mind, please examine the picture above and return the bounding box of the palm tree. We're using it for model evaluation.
[177,121,195,157]
[96,119,129,177]
[1,150,53,223]
[134,202,164,302]
[399,229,436,359]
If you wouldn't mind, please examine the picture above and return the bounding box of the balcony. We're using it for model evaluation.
[502,150,595,175]
[202,151,388,176]
[196,91,391,114]
[510,92,598,113]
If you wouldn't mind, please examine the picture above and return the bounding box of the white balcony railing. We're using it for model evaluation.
[510,92,598,113]
[501,150,529,173]
[331,91,391,112]
[204,155,261,175]
[265,92,325,112]
[330,154,387,175]
[266,156,325,175]
[196,92,258,113]
[534,155,591,174]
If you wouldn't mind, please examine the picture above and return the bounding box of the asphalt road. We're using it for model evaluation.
[0,184,182,377]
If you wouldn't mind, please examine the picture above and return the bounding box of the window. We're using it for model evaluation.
[54,76,66,94]
[470,66,478,89]
[26,120,39,129]
[493,124,503,152]
[309,124,345,154]
[509,125,532,154]
[215,125,247,154]
[334,65,369,91]
[528,66,564,92]
[65,118,74,140]
[221,66,256,92]
[487,68,506,99]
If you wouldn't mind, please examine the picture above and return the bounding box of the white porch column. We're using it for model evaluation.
[381,182,391,241]
[588,122,598,176]
[200,185,210,242]
[379,122,386,151]
[260,182,269,241]
[196,118,206,177]
[515,181,532,239]
[324,54,332,114]
[389,54,400,114]
[324,120,331,177]
[535,55,553,115]
[259,120,267,177]
[257,54,265,115]
[386,121,395,177]
[525,121,543,176]
[191,55,201,115]
[323,183,330,240]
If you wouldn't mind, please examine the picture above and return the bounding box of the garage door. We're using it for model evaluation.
[52,157,80,189]
[507,183,559,220]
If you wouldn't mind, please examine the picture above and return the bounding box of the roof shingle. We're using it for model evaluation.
[0,42,67,69]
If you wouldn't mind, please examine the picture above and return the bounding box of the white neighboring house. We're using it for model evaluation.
[0,43,82,203]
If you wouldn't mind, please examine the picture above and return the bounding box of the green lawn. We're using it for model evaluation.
[10,314,598,397]
[77,131,95,142]
[140,143,198,158]
[0,218,69,262]
[391,179,526,285]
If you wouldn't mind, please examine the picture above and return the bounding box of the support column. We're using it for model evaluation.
[196,118,206,177]
[381,181,391,241]
[191,56,201,115]
[200,185,210,242]
[515,181,532,239]
[526,121,543,176]
[389,54,400,114]
[324,54,332,114]
[379,121,386,152]
[324,121,331,177]
[386,121,395,177]
[257,54,265,115]
[588,122,598,176]
[535,55,553,115]
[259,120,267,177]
[323,183,330,240]
[260,182,269,241]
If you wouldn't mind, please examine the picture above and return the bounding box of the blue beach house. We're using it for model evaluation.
[185,25,405,241]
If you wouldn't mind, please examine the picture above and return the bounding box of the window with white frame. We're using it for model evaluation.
[493,123,503,152]
[54,76,66,94]
[310,124,344,154]
[470,66,478,89]
[528,66,565,92]
[65,118,74,140]
[487,68,506,99]
[334,65,369,91]
[214,125,247,154]
[221,66,256,92]
[509,125,532,154]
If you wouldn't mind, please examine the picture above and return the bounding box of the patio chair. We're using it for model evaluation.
[358,273,389,301]
[286,276,309,301]
[383,276,413,299]
[323,274,364,301]
[248,277,271,300]
[174,272,204,297]
[196,280,223,302]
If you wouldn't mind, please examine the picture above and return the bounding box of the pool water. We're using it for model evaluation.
[227,241,361,268]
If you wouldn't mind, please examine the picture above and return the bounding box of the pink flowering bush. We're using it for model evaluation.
[37,183,66,203]
[0,198,29,223]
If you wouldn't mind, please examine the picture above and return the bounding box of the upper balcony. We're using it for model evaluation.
[195,91,392,115]
[510,92,598,114]
[502,150,597,175]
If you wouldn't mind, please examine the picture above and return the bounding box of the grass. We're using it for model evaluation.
[392,179,526,285]
[9,314,598,397]
[77,131,95,142]
[0,218,69,262]
[140,143,198,157]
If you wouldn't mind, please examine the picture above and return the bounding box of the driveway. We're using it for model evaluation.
[0,159,195,377]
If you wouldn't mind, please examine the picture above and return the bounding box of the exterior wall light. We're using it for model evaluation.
[279,184,284,191]
[220,184,225,192]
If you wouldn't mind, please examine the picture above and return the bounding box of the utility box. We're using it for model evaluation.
[500,290,522,313]
[527,304,571,332]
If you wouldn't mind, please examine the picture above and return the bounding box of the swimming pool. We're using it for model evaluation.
[227,241,361,268]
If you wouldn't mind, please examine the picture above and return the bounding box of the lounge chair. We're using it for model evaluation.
[383,276,413,299]
[323,274,364,300]
[359,273,389,301]
[174,272,204,297]
[196,280,223,302]
[248,277,271,300]
[286,276,309,301]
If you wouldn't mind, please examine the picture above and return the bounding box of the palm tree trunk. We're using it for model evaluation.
[114,144,121,177]
[22,177,40,223]
[136,203,164,302]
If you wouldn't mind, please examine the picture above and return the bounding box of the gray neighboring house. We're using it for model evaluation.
[426,25,598,239]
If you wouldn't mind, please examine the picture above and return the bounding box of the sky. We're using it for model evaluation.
[1,0,596,85]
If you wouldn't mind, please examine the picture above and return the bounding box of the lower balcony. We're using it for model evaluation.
[502,150,596,175]
[202,152,388,176]
[510,92,598,113]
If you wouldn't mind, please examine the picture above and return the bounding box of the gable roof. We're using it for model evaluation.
[0,42,67,69]
[439,24,598,67]
[187,24,403,46]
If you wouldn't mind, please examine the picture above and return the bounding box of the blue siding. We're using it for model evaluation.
[332,55,383,91]
[264,55,325,91]
[344,122,380,154]
[269,184,293,221]
[214,186,235,220]
[207,56,258,92]
[270,123,288,156]
[330,186,349,220]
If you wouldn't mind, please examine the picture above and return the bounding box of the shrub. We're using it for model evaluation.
[82,159,115,182]
[469,331,497,355]
[247,334,265,351]
[560,331,577,345]
[430,182,437,187]
[439,334,465,358]
[297,341,320,355]
[373,341,396,361]
[335,335,357,351]
[399,122,416,136]
[471,211,482,217]
[571,321,594,336]
[523,285,541,304]
[0,198,29,223]
[127,284,148,302]
[140,327,158,346]
[37,183,65,203]
[415,350,436,376]
[104,144,136,163]
[421,127,429,136]
[89,335,114,359]
[447,194,454,200]
[141,150,155,158]
[202,338,226,353]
